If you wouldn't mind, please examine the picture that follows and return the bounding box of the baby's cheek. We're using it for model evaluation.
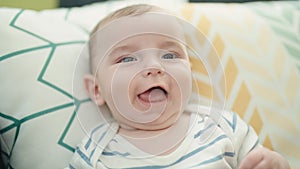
[166,63,192,107]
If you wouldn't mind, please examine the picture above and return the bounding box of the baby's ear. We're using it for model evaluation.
[84,74,105,106]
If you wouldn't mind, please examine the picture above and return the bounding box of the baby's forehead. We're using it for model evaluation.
[91,12,185,54]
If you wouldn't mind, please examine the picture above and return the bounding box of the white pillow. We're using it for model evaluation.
[0,7,100,169]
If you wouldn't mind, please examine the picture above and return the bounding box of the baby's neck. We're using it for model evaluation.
[118,112,191,156]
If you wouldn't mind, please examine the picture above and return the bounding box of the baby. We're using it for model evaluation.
[68,4,290,169]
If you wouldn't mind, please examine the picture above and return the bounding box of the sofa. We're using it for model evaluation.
[0,0,299,168]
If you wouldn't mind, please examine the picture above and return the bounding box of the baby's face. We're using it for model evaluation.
[92,13,192,130]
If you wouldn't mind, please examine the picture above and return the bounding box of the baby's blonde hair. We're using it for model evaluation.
[88,4,162,74]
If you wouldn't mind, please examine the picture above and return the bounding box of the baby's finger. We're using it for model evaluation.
[238,148,264,169]
[251,160,268,169]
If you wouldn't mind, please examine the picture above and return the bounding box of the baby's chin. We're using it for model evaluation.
[122,121,174,131]
[120,110,181,131]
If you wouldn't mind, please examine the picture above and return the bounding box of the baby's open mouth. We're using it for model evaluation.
[138,86,168,103]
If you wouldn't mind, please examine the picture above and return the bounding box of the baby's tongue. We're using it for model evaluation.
[139,88,166,102]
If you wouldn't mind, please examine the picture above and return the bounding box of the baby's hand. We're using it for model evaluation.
[239,147,290,169]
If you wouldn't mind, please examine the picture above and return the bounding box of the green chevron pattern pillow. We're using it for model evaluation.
[0,8,100,169]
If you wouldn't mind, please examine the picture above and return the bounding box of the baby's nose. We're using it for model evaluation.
[142,57,165,77]
[142,67,164,77]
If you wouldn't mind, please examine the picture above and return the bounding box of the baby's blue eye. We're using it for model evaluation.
[118,56,137,63]
[162,53,178,59]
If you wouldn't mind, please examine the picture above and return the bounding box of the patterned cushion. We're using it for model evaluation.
[0,1,299,169]
[0,8,90,169]
[181,2,300,168]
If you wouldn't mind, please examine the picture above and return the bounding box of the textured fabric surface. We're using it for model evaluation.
[0,1,299,168]
[181,2,300,169]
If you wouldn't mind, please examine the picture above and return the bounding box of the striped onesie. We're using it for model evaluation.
[68,105,259,169]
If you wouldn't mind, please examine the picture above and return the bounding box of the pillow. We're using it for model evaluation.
[179,2,300,169]
[0,7,92,169]
[1,1,300,169]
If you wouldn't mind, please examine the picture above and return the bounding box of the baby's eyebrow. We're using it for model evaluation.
[159,40,185,50]
[109,45,136,56]
[108,40,185,57]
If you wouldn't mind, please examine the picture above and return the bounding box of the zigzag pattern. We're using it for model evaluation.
[181,2,300,169]
[0,9,88,168]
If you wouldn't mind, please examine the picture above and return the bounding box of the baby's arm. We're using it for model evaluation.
[239,146,290,169]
